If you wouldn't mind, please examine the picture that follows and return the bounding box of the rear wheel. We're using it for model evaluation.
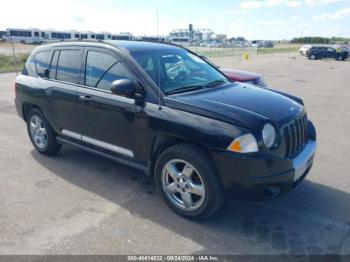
[154,144,225,219]
[310,54,316,60]
[27,108,62,155]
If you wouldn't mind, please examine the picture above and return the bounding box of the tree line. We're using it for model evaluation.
[291,37,349,44]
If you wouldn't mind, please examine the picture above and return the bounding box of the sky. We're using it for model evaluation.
[1,0,349,39]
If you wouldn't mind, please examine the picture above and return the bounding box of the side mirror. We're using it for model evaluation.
[110,79,144,102]
[38,68,49,78]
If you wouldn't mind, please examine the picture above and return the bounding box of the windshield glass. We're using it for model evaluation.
[130,48,229,95]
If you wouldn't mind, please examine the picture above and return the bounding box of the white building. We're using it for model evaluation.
[169,27,214,44]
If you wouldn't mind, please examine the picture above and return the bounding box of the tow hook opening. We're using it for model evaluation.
[263,185,282,199]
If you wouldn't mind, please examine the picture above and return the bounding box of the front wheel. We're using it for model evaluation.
[310,54,316,60]
[27,108,62,155]
[154,144,225,219]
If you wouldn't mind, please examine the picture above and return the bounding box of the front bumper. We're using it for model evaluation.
[211,139,317,199]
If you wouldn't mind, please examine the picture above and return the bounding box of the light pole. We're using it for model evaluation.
[156,11,159,41]
[10,34,18,75]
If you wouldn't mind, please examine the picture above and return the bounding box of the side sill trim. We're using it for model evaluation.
[62,129,82,140]
[82,135,134,158]
[56,137,149,174]
[61,129,134,158]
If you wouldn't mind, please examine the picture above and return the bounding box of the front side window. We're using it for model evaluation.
[56,50,81,84]
[35,51,50,75]
[85,51,132,91]
[130,48,228,95]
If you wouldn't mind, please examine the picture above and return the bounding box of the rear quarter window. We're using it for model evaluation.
[22,53,36,76]
[35,51,50,76]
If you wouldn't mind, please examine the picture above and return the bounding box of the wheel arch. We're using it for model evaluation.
[22,102,40,121]
[149,134,215,177]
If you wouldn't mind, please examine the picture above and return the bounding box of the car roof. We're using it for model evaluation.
[36,40,183,53]
[105,40,182,52]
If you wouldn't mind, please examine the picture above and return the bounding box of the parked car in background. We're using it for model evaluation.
[299,45,312,56]
[200,56,267,87]
[306,46,349,61]
[220,68,267,87]
[252,40,274,48]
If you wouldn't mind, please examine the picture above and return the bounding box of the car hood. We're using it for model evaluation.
[164,83,304,130]
[220,68,261,82]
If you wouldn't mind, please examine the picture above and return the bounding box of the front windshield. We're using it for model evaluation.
[130,48,229,95]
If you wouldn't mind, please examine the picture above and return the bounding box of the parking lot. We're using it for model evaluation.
[1,54,350,255]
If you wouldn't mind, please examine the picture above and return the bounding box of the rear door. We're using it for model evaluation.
[44,47,83,137]
[326,47,335,58]
[319,47,327,58]
[76,47,143,160]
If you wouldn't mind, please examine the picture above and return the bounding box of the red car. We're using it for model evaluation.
[220,68,266,87]
[201,56,267,87]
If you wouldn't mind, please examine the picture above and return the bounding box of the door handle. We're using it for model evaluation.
[79,95,94,102]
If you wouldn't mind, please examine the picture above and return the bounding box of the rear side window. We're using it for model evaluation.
[85,51,132,91]
[35,51,50,76]
[56,50,81,84]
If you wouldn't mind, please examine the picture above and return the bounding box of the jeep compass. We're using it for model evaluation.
[15,40,317,219]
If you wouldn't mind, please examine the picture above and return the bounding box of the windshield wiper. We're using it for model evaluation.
[165,85,204,95]
[205,79,226,87]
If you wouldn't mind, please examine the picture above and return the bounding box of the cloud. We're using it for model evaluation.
[287,0,304,6]
[258,19,286,25]
[241,0,348,8]
[227,10,247,15]
[305,0,348,6]
[240,0,302,9]
[290,15,302,20]
[313,7,350,20]
[71,16,86,24]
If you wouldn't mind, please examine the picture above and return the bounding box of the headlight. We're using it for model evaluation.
[262,123,276,148]
[227,133,258,153]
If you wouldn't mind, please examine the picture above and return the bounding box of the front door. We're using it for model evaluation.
[77,47,142,160]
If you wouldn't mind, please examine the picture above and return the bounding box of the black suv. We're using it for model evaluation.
[306,46,349,61]
[15,40,317,219]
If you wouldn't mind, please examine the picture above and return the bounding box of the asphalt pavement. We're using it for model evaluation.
[1,54,350,255]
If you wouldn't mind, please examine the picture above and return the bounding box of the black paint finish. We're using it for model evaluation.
[15,40,317,198]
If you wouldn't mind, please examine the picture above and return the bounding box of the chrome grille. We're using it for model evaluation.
[284,113,308,158]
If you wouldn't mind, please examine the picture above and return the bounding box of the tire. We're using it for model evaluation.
[26,108,62,155]
[310,54,316,60]
[154,143,225,219]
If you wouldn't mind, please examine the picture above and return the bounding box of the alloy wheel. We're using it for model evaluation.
[29,115,48,149]
[161,159,205,211]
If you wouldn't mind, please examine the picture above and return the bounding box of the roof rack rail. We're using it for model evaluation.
[40,39,104,45]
